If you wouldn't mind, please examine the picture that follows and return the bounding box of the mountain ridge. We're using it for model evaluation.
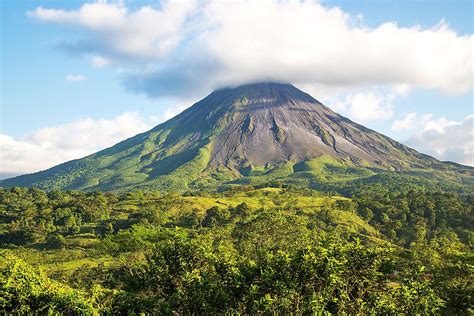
[2,82,472,192]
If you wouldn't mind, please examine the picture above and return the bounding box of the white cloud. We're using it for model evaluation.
[403,114,474,166]
[422,117,460,133]
[66,74,87,82]
[391,112,434,131]
[29,0,473,98]
[29,1,197,60]
[329,91,394,123]
[392,112,419,131]
[0,113,158,175]
[91,55,112,68]
[161,99,196,121]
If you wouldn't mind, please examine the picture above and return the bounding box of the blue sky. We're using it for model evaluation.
[1,0,473,176]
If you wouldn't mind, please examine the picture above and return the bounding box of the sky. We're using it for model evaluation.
[1,0,473,178]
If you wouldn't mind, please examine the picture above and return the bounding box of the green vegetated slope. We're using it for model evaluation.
[2,83,472,193]
[1,185,472,314]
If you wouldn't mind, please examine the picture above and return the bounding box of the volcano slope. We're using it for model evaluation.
[2,82,472,192]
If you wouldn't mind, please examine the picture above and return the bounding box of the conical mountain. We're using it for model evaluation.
[2,82,472,192]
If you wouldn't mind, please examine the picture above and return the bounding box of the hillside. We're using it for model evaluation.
[2,82,472,192]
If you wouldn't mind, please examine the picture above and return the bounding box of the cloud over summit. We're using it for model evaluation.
[29,0,473,98]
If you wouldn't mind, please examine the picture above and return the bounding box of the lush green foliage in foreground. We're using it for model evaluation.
[0,186,472,314]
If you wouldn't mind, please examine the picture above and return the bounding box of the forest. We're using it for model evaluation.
[0,184,472,314]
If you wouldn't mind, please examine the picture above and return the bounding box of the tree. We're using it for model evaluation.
[202,206,230,227]
[46,233,66,249]
[232,202,251,218]
[335,199,355,212]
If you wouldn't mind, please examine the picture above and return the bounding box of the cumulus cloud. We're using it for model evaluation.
[398,114,474,166]
[391,112,434,131]
[28,1,197,60]
[330,91,394,123]
[0,113,158,176]
[66,74,87,82]
[392,112,419,131]
[29,0,473,98]
[161,100,194,121]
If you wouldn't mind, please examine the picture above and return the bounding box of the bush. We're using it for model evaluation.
[0,252,98,314]
[46,233,66,249]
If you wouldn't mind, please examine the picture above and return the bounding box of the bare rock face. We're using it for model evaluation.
[2,82,471,191]
[175,82,435,172]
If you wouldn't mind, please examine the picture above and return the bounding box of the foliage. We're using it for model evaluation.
[0,252,99,314]
[0,186,471,314]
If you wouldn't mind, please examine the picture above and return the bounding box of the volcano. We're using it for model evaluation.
[2,82,472,191]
